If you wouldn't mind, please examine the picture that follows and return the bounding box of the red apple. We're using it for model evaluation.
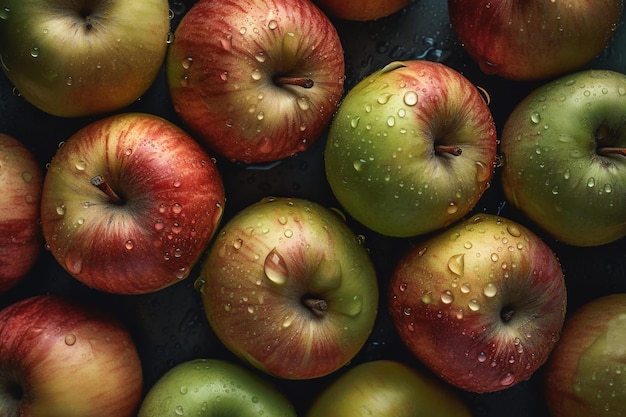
[0,133,42,293]
[448,0,624,81]
[389,213,567,393]
[40,112,225,294]
[166,0,345,163]
[311,0,410,21]
[0,0,172,117]
[197,197,379,380]
[306,360,473,417]
[0,295,143,417]
[544,294,626,417]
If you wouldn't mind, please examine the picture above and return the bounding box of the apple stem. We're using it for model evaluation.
[274,76,314,89]
[303,297,328,318]
[599,147,626,156]
[435,145,463,156]
[91,175,124,205]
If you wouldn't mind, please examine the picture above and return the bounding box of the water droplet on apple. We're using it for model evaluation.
[64,334,76,346]
[350,116,360,128]
[403,91,418,106]
[30,47,40,58]
[441,290,454,304]
[251,69,262,81]
[297,96,310,111]
[56,205,66,216]
[447,254,465,276]
[264,248,288,285]
[587,177,596,188]
[193,277,206,291]
[65,252,83,275]
[377,93,392,104]
[483,282,498,297]
[181,56,193,69]
[353,159,366,172]
[460,283,471,294]
[500,372,516,386]
[0,7,10,20]
[490,253,499,262]
[618,87,626,96]
[468,299,480,311]
[166,32,175,44]
[604,183,613,193]
[530,112,541,124]
[171,203,183,214]
[220,71,229,81]
[220,34,232,51]
[232,239,243,250]
[125,239,134,250]
[268,19,278,30]
[478,351,488,362]
[386,116,396,127]
[446,202,459,214]
[175,405,184,416]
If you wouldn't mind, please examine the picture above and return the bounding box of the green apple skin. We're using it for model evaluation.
[448,0,623,81]
[197,197,379,380]
[0,0,170,117]
[306,360,472,417]
[167,0,345,163]
[40,113,225,295]
[325,60,497,238]
[544,294,626,417]
[138,358,296,417]
[389,214,567,393]
[0,134,42,293]
[501,69,626,247]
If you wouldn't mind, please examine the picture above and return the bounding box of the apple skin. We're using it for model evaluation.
[311,0,409,21]
[197,197,379,380]
[501,69,626,247]
[447,0,624,81]
[166,0,345,163]
[0,295,143,417]
[324,60,497,238]
[138,358,297,417]
[389,213,567,393]
[40,112,225,295]
[544,294,626,417]
[0,134,42,293]
[306,360,472,417]
[0,0,171,117]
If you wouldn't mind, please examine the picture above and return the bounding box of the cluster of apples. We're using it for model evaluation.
[0,0,625,417]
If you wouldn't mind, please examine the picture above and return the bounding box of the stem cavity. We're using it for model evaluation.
[91,175,124,205]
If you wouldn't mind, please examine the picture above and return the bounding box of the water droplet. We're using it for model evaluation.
[64,334,76,345]
[350,116,360,128]
[125,239,134,250]
[618,87,626,96]
[500,372,516,386]
[297,96,310,111]
[403,91,418,106]
[387,116,396,127]
[377,93,392,104]
[154,220,164,231]
[483,282,497,297]
[530,112,541,124]
[251,69,262,81]
[254,52,266,62]
[30,47,40,58]
[56,205,66,216]
[460,283,471,294]
[268,19,278,30]
[446,202,459,214]
[65,252,83,275]
[181,56,193,69]
[441,290,454,304]
[587,177,596,188]
[447,254,465,276]
[220,71,229,81]
[0,7,10,20]
[171,203,183,214]
[604,183,613,193]
[220,34,232,51]
[353,159,366,172]
[233,239,243,250]
[490,253,499,262]
[264,248,288,285]
[166,32,175,44]
[478,351,488,362]
[21,171,33,182]
[468,299,480,311]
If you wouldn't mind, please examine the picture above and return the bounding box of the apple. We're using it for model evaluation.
[0,133,42,293]
[447,0,624,81]
[311,0,410,21]
[306,360,472,417]
[0,0,171,117]
[138,358,297,417]
[0,294,143,417]
[389,213,567,393]
[500,69,626,247]
[196,197,379,380]
[166,0,345,163]
[40,112,225,295]
[324,60,497,238]
[544,293,626,417]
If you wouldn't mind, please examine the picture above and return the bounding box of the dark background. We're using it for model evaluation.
[1,1,625,416]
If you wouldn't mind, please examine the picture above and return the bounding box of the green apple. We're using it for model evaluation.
[324,60,497,238]
[0,0,171,117]
[501,69,626,246]
[544,294,626,417]
[197,197,379,380]
[138,358,296,417]
[306,360,472,417]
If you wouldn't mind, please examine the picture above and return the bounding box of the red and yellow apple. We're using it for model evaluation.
[312,0,410,21]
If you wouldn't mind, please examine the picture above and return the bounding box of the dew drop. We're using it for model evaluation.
[75,160,87,171]
[182,56,193,69]
[441,290,454,304]
[220,71,229,81]
[297,96,310,111]
[268,20,278,30]
[387,116,396,127]
[447,254,465,276]
[30,47,40,58]
[350,116,360,128]
[264,248,288,285]
[171,203,183,214]
[403,91,418,106]
[446,202,459,214]
[65,252,83,275]
[56,205,66,216]
[64,334,77,345]
[483,282,498,297]
[353,159,366,172]
[587,177,596,188]
[468,299,480,311]
[125,239,134,250]
[478,351,488,362]
[251,69,262,81]
[233,238,243,250]
[506,225,522,237]
[377,93,392,104]
[530,112,541,124]
[500,372,516,386]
